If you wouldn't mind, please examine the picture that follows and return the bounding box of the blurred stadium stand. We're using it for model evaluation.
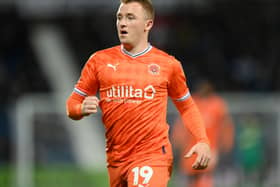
[0,0,280,187]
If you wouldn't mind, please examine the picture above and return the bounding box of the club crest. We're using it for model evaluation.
[148,64,160,75]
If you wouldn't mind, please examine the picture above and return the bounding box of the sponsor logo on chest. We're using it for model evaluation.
[106,85,156,99]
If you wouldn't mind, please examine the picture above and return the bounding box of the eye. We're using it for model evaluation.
[127,15,135,20]
[117,15,122,20]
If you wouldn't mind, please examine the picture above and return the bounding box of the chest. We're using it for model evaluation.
[96,60,169,88]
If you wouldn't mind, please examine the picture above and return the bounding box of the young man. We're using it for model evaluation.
[172,80,235,187]
[66,0,211,186]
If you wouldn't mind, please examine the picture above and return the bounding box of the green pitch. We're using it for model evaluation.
[0,165,178,187]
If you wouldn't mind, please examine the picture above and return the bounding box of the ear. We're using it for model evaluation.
[145,19,153,32]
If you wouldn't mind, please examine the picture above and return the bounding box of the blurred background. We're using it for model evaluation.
[0,0,280,187]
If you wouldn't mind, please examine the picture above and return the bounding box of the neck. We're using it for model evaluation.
[122,41,150,55]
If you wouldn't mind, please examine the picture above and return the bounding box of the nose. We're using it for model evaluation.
[118,18,127,27]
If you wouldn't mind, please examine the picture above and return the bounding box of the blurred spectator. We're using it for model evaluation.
[171,80,235,187]
[235,114,266,186]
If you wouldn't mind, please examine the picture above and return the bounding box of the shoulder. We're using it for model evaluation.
[88,45,121,62]
[151,46,183,71]
[151,46,178,62]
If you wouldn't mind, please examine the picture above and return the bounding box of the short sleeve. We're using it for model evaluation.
[168,58,190,101]
[74,54,99,96]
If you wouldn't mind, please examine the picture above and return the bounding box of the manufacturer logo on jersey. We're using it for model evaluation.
[106,85,156,100]
[148,64,160,75]
[107,63,119,71]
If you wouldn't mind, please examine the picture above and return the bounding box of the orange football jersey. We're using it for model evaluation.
[71,44,192,167]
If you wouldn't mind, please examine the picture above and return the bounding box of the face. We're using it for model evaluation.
[116,2,153,48]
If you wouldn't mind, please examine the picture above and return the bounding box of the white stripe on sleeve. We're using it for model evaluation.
[74,88,87,97]
[176,91,191,102]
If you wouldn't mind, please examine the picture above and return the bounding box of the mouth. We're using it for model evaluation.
[120,30,128,35]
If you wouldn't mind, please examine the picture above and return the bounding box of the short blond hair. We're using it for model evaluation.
[120,0,155,20]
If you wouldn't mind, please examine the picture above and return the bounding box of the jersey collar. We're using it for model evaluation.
[121,43,152,58]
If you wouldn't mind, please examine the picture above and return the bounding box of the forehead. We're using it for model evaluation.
[117,2,145,15]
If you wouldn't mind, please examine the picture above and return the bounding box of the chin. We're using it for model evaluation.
[119,38,128,43]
